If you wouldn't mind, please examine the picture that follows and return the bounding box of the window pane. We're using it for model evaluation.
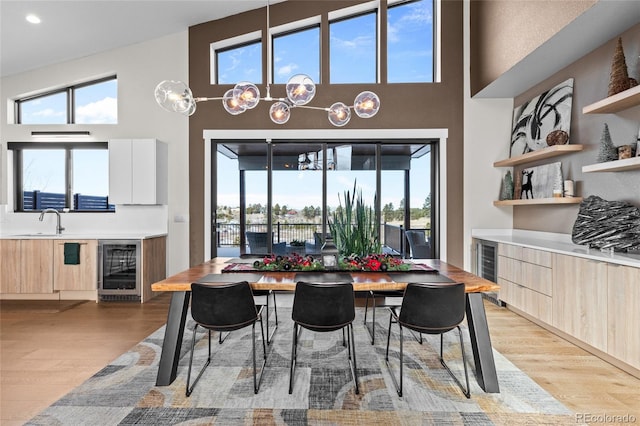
[273,27,320,84]
[409,147,431,233]
[75,79,118,124]
[19,92,67,124]
[73,150,109,197]
[272,143,323,254]
[22,150,66,210]
[217,41,262,84]
[387,0,434,83]
[330,13,377,84]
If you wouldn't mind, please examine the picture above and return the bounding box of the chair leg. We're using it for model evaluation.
[265,290,278,345]
[288,323,299,394]
[186,326,212,397]
[252,308,268,394]
[384,309,403,397]
[348,323,359,394]
[439,327,471,398]
[218,329,230,344]
[363,291,376,345]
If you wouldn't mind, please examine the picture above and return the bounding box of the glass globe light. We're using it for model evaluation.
[233,82,260,109]
[222,89,246,115]
[327,102,351,127]
[286,74,316,106]
[154,80,197,116]
[270,101,291,124]
[353,91,380,118]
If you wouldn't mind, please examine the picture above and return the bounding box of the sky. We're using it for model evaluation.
[20,0,433,203]
[216,148,431,211]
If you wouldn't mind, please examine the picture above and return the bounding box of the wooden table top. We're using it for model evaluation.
[152,258,500,293]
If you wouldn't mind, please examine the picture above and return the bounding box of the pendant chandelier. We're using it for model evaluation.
[154,1,380,127]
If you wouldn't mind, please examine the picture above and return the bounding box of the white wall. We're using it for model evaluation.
[0,32,190,275]
[462,1,514,270]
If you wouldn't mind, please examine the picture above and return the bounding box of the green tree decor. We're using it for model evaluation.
[597,123,618,163]
[329,181,381,257]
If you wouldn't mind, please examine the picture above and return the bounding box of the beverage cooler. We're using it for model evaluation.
[98,240,141,301]
[472,238,503,306]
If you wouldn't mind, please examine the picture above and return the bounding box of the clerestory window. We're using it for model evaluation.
[15,76,117,124]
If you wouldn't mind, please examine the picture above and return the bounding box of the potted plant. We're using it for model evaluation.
[329,181,381,257]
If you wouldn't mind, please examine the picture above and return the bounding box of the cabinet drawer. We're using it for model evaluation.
[498,255,521,283]
[522,247,552,268]
[499,278,552,324]
[521,263,552,296]
[499,243,523,260]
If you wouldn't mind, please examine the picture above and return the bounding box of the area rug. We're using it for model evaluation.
[26,308,579,425]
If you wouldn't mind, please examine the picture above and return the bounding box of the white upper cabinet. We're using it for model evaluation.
[109,139,168,205]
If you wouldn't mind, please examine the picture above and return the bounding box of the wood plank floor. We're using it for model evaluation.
[1,294,639,425]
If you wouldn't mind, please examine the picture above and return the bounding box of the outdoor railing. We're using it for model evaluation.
[217,222,430,258]
[217,222,322,247]
[23,190,115,211]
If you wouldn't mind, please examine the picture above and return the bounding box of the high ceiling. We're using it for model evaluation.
[0,0,282,78]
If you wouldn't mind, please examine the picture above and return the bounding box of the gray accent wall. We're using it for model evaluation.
[511,23,640,233]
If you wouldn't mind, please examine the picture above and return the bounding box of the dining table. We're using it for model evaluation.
[151,257,501,393]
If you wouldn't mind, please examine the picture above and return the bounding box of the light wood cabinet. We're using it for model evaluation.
[0,240,22,293]
[0,239,54,294]
[109,139,168,205]
[607,264,640,370]
[552,254,608,352]
[53,240,98,291]
[141,237,167,302]
[498,243,553,322]
[21,240,55,293]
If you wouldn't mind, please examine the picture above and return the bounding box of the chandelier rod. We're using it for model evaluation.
[265,0,272,99]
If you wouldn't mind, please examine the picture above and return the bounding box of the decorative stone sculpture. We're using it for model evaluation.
[572,195,640,252]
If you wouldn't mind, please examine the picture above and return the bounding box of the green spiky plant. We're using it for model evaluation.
[328,181,381,257]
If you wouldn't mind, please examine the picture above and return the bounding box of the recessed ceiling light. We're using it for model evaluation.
[26,14,41,24]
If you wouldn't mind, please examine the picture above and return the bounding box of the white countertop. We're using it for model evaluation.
[0,232,167,240]
[472,229,640,268]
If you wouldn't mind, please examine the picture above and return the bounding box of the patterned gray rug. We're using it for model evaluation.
[27,308,578,425]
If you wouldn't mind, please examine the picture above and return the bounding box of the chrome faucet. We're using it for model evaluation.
[39,208,65,234]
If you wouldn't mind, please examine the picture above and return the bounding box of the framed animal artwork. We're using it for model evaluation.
[520,162,563,199]
[510,78,574,157]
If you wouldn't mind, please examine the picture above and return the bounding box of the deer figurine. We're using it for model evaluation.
[521,170,534,199]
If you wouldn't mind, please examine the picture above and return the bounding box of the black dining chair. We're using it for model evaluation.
[385,282,470,398]
[289,281,359,395]
[186,281,267,396]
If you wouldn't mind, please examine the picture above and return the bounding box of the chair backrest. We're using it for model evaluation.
[398,282,466,334]
[247,232,270,254]
[405,230,431,258]
[292,281,355,332]
[190,282,258,331]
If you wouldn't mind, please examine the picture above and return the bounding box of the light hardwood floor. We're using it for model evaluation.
[1,294,639,425]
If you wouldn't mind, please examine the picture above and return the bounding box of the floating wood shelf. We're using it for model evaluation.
[493,197,583,206]
[582,156,640,173]
[582,85,640,114]
[493,145,584,167]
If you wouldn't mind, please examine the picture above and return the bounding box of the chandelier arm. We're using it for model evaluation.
[294,105,330,112]
[194,97,225,102]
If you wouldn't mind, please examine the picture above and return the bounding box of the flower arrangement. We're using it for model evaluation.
[252,253,323,271]
[251,252,411,272]
[339,254,411,272]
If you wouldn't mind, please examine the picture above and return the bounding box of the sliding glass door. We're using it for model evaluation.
[212,140,437,259]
